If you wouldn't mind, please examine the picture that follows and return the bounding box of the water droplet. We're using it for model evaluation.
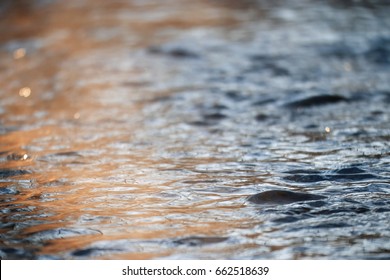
[7,153,31,161]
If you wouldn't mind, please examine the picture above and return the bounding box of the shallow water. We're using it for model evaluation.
[0,0,390,259]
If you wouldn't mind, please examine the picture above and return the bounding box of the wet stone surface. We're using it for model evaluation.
[0,0,390,259]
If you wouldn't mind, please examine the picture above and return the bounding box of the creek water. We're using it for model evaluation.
[0,0,389,259]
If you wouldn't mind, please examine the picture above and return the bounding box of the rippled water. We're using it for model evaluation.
[1,0,390,259]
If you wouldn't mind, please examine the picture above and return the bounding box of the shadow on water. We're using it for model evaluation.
[1,0,390,259]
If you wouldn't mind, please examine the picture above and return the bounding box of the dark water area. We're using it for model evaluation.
[0,0,389,259]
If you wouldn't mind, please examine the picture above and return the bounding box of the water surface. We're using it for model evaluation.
[0,0,389,259]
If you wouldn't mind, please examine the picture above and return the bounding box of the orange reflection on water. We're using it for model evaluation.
[0,0,262,259]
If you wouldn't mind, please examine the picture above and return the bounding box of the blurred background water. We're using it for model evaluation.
[0,0,389,259]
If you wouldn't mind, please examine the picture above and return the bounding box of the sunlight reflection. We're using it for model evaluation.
[19,87,31,97]
[13,48,26,59]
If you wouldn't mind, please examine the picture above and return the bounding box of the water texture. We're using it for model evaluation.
[0,0,389,259]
